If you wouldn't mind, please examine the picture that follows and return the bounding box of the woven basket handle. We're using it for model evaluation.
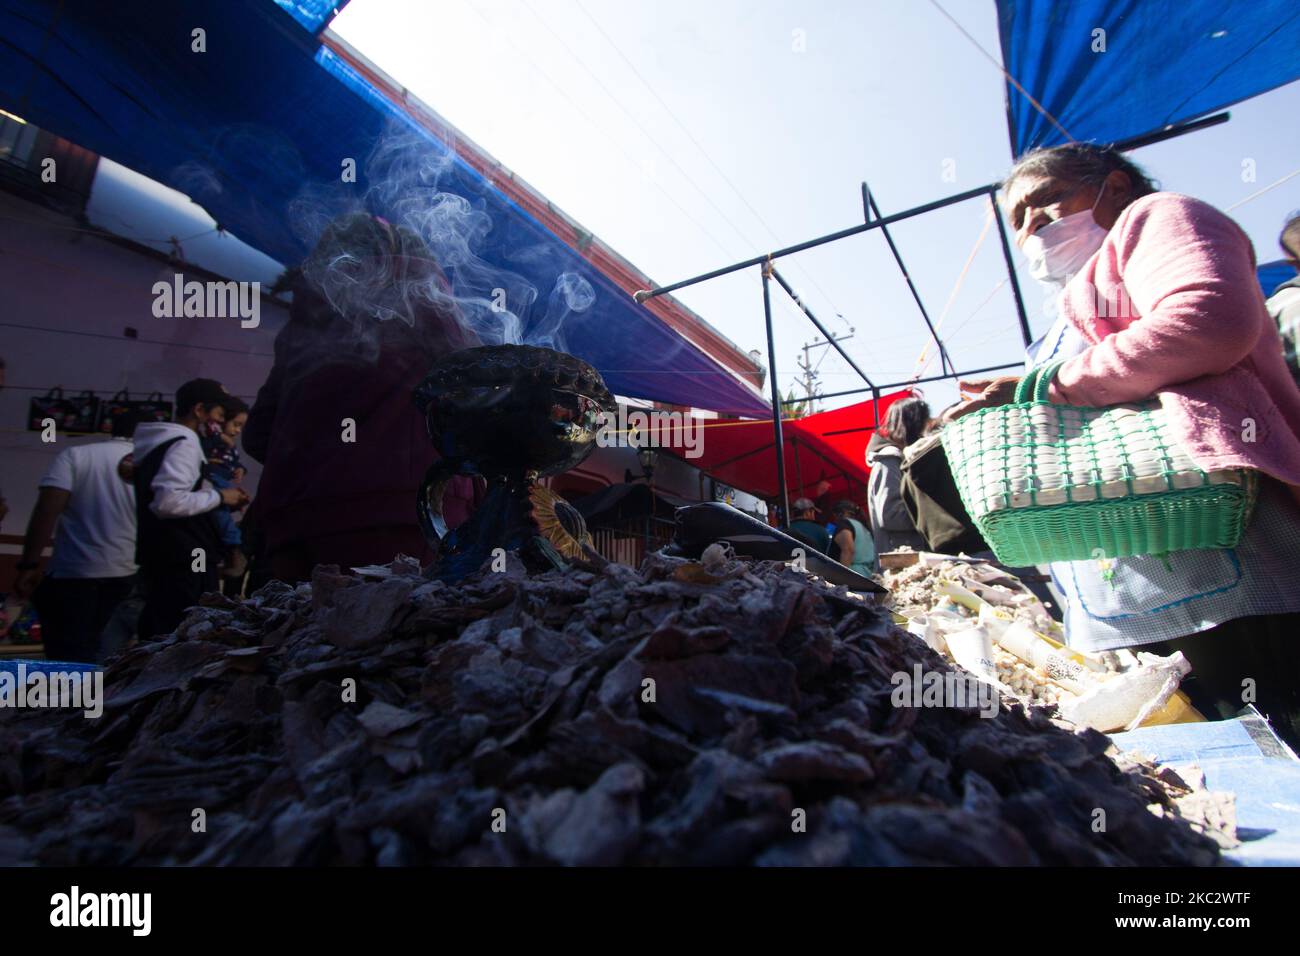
[1012,359,1065,404]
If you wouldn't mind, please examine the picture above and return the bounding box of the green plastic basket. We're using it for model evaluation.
[940,360,1257,566]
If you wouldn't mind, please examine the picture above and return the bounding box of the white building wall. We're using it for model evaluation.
[0,190,286,540]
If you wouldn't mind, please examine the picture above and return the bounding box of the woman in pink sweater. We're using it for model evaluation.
[960,144,1300,747]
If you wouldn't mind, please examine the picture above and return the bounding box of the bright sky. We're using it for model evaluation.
[332,0,1300,413]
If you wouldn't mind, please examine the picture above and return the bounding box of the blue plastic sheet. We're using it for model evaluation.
[272,0,348,34]
[997,0,1300,156]
[1112,712,1300,866]
[0,659,98,678]
[1258,258,1297,298]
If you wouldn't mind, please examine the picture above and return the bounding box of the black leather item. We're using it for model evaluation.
[132,436,224,568]
[132,435,223,638]
[900,434,989,556]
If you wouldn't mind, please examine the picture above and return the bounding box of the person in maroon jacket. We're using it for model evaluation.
[243,214,480,582]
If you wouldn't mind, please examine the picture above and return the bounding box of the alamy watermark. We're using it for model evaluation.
[890,663,999,719]
[152,273,261,328]
[1040,279,1141,322]
[50,886,151,936]
[595,406,703,459]
[0,664,103,718]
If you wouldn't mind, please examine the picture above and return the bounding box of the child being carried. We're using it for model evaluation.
[202,397,250,579]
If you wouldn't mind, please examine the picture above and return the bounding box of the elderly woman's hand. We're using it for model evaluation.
[939,375,1022,425]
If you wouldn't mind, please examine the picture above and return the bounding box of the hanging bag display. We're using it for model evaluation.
[97,390,174,434]
[28,387,100,434]
[940,359,1257,565]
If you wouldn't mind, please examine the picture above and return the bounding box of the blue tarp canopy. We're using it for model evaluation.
[997,0,1300,156]
[273,0,350,34]
[0,0,770,417]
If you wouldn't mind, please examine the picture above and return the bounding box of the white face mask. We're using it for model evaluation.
[1021,187,1108,288]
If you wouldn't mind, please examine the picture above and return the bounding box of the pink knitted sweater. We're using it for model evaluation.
[1050,192,1300,487]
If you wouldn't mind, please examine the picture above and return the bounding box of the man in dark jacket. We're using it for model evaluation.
[133,378,249,638]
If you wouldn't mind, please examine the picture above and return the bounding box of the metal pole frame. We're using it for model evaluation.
[636,182,996,302]
[863,182,954,376]
[631,114,1231,513]
[635,113,1231,311]
[781,361,1026,405]
[761,263,791,525]
[988,183,1033,347]
[768,266,875,390]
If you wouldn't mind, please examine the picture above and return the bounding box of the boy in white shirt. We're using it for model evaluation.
[13,414,138,662]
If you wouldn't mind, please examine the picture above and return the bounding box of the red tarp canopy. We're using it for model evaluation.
[689,389,914,505]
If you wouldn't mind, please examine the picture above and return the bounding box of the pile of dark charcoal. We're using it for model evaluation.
[0,549,1222,865]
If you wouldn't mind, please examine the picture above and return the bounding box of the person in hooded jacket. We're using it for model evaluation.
[132,378,249,639]
[242,214,480,582]
[866,396,931,557]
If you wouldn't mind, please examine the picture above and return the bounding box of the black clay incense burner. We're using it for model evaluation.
[414,344,616,581]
